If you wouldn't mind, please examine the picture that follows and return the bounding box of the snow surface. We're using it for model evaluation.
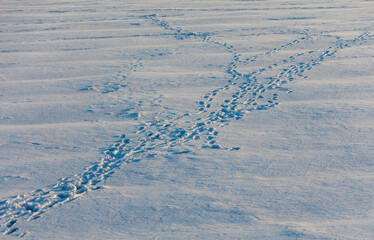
[0,0,373,239]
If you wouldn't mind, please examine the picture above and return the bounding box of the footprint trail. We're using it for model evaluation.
[0,13,372,237]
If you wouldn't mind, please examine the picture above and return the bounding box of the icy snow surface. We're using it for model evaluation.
[0,0,373,239]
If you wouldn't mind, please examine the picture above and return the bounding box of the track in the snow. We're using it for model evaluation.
[0,7,372,238]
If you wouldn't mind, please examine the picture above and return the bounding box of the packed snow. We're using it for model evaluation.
[0,0,373,239]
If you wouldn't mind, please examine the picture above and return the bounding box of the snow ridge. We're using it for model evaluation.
[0,13,371,237]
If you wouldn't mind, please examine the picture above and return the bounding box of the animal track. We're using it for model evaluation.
[0,12,371,237]
[81,60,143,94]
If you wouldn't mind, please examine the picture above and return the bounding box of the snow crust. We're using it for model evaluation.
[0,0,373,239]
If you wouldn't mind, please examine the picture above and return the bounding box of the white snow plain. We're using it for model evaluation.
[0,0,373,239]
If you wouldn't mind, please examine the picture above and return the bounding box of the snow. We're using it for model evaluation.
[0,0,373,239]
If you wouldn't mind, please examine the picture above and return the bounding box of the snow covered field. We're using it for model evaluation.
[0,0,373,239]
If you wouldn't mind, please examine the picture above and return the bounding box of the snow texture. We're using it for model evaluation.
[0,0,373,239]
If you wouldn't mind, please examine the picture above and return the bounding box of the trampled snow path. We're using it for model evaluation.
[0,9,372,236]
